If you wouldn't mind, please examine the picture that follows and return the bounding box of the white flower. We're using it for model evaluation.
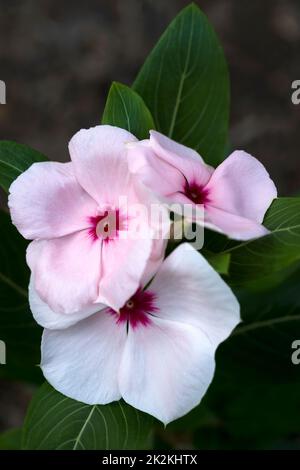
[30,243,240,425]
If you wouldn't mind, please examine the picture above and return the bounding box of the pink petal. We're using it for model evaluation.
[149,130,213,187]
[69,125,137,205]
[95,186,169,311]
[41,310,127,404]
[150,243,240,347]
[127,140,185,197]
[140,238,168,287]
[97,237,153,311]
[119,316,215,425]
[27,231,101,314]
[205,150,277,223]
[8,162,97,240]
[29,276,104,330]
[205,206,269,240]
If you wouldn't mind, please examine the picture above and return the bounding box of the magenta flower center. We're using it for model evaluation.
[184,181,210,205]
[108,289,159,329]
[88,209,126,242]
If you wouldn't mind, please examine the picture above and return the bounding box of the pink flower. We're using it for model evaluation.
[127,131,277,240]
[9,125,167,314]
[30,244,240,424]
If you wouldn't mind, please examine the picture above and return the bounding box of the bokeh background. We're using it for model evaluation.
[1,0,300,446]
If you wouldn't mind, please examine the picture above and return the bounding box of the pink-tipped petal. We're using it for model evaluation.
[119,317,215,425]
[205,206,270,240]
[150,243,240,347]
[206,150,277,223]
[8,162,97,240]
[27,231,101,314]
[41,311,127,404]
[29,277,104,330]
[69,125,137,205]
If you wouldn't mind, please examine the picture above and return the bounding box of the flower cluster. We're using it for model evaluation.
[8,125,276,424]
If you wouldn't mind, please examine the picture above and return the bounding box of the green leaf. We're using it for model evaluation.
[204,198,300,288]
[0,210,42,383]
[102,82,155,139]
[0,141,47,192]
[133,4,229,166]
[226,198,300,286]
[215,266,300,384]
[22,382,154,450]
[168,401,218,432]
[0,428,22,450]
[204,252,231,275]
[202,271,300,446]
[226,382,300,441]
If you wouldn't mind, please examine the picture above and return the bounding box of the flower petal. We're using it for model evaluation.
[127,140,185,197]
[205,206,269,240]
[8,162,97,240]
[140,238,168,287]
[205,150,277,223]
[29,276,104,330]
[41,310,127,404]
[150,243,240,347]
[27,231,101,314]
[69,125,137,204]
[119,316,215,425]
[149,130,213,187]
[97,237,153,311]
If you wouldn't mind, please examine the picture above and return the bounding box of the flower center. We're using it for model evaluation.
[108,290,159,329]
[88,209,126,242]
[184,181,210,205]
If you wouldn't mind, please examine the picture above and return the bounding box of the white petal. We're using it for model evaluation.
[29,276,104,330]
[119,316,215,425]
[150,243,240,347]
[41,310,127,405]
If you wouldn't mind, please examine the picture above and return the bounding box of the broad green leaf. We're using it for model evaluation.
[204,252,231,275]
[215,266,300,384]
[204,198,300,288]
[22,382,154,450]
[228,198,300,286]
[0,141,47,192]
[0,428,22,450]
[133,4,229,166]
[102,82,155,139]
[199,271,300,447]
[226,382,300,441]
[0,210,42,382]
[168,401,217,432]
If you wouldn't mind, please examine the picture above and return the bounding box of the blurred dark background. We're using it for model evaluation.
[1,0,300,443]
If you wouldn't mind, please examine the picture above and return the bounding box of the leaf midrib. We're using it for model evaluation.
[0,159,24,175]
[167,7,195,137]
[0,272,28,298]
[73,405,97,450]
[222,221,300,255]
[233,313,300,336]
